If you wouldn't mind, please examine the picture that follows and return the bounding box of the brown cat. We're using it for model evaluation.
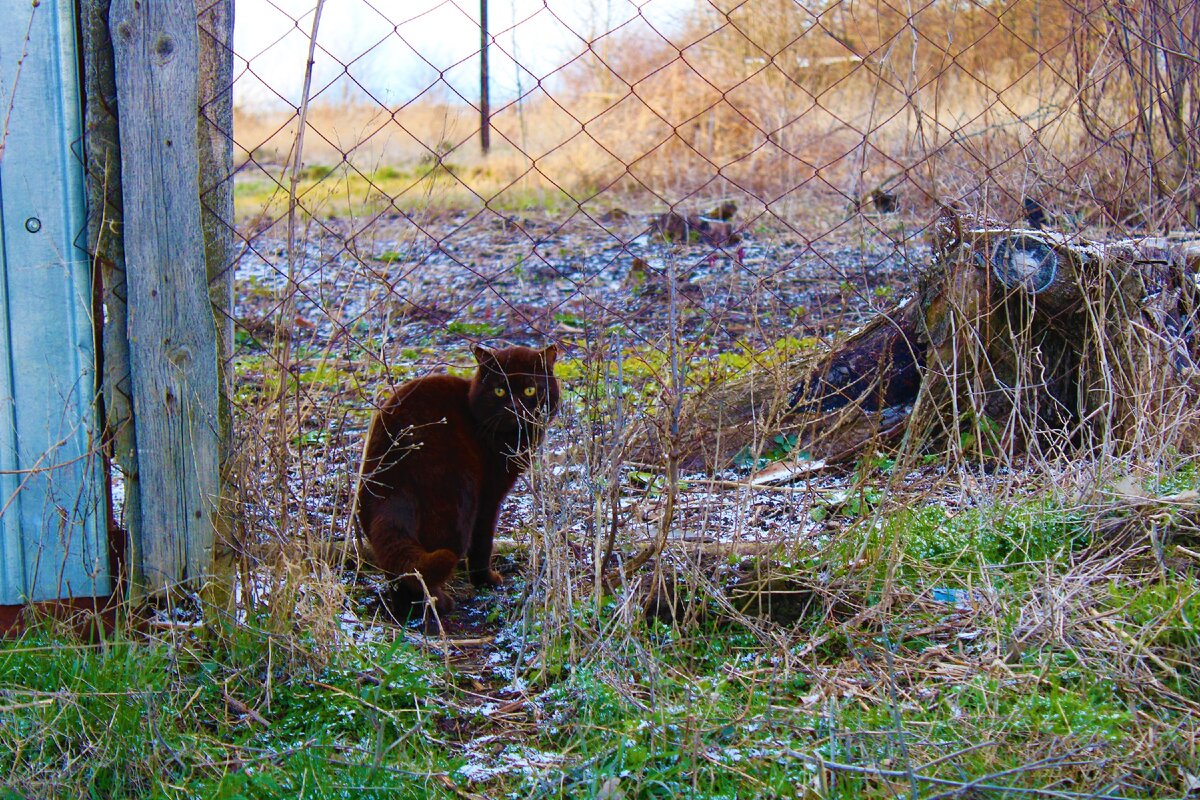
[357,344,560,620]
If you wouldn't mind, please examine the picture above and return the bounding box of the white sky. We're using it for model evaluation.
[233,0,692,110]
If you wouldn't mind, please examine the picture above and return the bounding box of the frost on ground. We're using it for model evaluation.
[230,209,926,554]
[455,735,565,784]
[226,206,1042,635]
[219,209,1064,788]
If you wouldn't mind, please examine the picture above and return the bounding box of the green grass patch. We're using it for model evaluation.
[0,618,453,799]
[897,501,1090,572]
[234,163,579,222]
[553,335,819,422]
[810,499,1093,593]
[444,320,504,338]
[7,449,1195,797]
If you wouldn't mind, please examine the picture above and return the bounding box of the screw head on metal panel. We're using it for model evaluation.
[24,218,41,233]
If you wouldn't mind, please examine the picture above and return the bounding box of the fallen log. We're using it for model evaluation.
[686,207,1200,476]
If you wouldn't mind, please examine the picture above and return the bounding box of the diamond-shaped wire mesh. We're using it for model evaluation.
[3,1,1189,793]
[211,0,1199,595]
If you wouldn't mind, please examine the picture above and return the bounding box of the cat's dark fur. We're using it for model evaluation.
[357,344,559,619]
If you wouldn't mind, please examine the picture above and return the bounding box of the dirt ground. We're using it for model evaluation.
[229,203,958,694]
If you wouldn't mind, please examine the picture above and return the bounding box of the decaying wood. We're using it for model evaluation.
[81,0,141,581]
[195,0,239,604]
[111,0,222,591]
[788,209,1198,472]
[686,208,1200,477]
[196,0,235,462]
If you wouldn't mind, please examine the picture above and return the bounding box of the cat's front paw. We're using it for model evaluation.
[470,569,504,588]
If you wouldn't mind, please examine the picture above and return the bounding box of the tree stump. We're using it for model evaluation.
[695,208,1200,478]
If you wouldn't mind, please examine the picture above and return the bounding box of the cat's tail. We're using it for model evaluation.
[382,536,460,590]
[410,546,461,589]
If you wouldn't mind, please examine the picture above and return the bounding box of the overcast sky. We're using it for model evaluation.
[233,0,691,110]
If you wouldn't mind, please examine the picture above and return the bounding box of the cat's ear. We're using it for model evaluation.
[541,343,559,368]
[473,345,501,371]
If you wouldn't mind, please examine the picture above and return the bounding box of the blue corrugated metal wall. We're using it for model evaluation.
[0,3,110,603]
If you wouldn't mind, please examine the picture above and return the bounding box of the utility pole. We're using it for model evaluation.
[480,0,491,154]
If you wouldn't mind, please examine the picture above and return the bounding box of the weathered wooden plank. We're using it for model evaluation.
[0,3,109,602]
[110,0,220,592]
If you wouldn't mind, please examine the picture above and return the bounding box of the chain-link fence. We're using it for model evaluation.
[216,0,1197,566]
[5,1,1198,795]
[202,0,1200,753]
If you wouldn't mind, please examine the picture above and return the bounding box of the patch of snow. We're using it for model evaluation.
[456,737,565,784]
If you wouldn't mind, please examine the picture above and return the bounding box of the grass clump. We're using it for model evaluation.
[233,162,579,225]
[461,548,1199,798]
[0,615,453,799]
[892,501,1090,577]
[5,480,1199,797]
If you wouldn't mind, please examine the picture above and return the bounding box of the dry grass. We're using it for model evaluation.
[5,0,1200,796]
[232,0,1193,231]
[183,189,1200,796]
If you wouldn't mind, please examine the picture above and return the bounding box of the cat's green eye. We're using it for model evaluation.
[493,387,507,397]
[523,386,537,397]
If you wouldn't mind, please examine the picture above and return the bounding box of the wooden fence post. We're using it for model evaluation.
[109,0,221,592]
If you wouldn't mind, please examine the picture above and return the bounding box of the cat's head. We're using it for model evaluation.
[468,344,560,443]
